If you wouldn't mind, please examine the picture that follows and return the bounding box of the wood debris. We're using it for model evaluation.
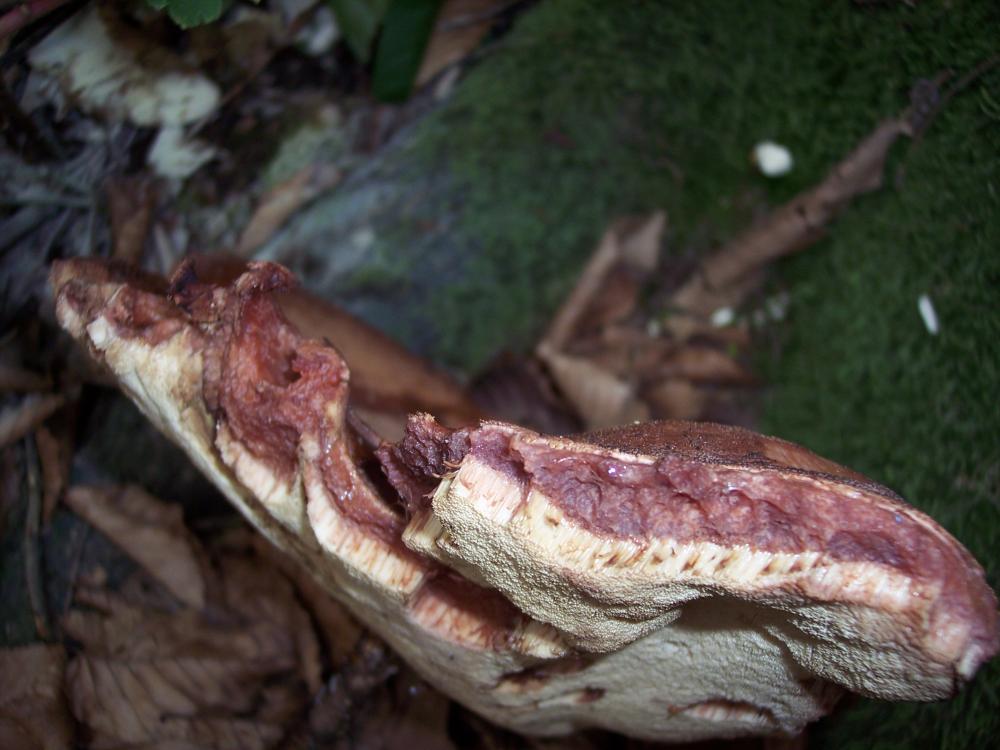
[416,0,519,87]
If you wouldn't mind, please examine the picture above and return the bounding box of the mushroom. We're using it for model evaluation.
[51,258,998,742]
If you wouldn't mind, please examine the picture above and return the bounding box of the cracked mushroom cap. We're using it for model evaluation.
[51,258,998,742]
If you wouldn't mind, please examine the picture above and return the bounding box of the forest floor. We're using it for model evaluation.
[1,1,997,748]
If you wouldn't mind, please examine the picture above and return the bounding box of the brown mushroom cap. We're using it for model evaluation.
[51,258,999,742]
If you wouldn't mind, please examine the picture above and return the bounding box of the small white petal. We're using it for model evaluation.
[711,307,735,327]
[917,294,940,335]
[753,141,793,177]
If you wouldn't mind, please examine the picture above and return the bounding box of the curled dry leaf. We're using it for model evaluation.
[536,343,648,429]
[541,212,665,351]
[0,644,72,750]
[642,378,708,421]
[50,258,998,742]
[236,164,343,258]
[64,485,209,609]
[60,489,323,749]
[537,212,666,429]
[63,586,306,750]
[416,0,520,87]
[654,345,755,385]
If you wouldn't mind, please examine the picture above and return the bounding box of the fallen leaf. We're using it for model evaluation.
[236,164,342,258]
[61,495,324,750]
[250,533,365,671]
[64,485,209,609]
[304,634,398,744]
[541,211,665,352]
[470,354,580,435]
[0,644,73,750]
[342,669,455,750]
[416,0,519,87]
[537,343,648,429]
[654,345,755,385]
[64,587,301,750]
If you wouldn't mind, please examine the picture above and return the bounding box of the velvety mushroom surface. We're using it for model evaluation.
[51,258,999,742]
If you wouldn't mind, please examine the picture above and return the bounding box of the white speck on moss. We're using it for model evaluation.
[753,141,793,177]
[918,294,940,335]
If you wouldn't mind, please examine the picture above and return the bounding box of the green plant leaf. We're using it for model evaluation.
[326,0,390,62]
[372,0,443,102]
[146,0,225,29]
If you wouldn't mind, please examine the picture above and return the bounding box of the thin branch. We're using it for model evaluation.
[0,0,70,41]
[23,435,51,640]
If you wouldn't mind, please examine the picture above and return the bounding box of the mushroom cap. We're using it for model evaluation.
[51,258,998,742]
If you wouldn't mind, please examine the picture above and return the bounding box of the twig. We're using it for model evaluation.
[23,435,51,640]
[0,0,69,41]
[910,54,1000,145]
[0,392,66,449]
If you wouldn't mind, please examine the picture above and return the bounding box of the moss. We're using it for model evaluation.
[757,53,1000,748]
[415,0,997,371]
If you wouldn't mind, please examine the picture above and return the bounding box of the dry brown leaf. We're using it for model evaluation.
[236,164,342,258]
[568,325,677,382]
[0,644,73,750]
[107,175,155,263]
[668,118,911,330]
[470,355,579,435]
[541,211,665,352]
[416,0,518,87]
[0,393,65,450]
[537,343,648,429]
[63,536,322,749]
[654,345,755,385]
[64,485,209,609]
[65,590,297,750]
[214,537,324,695]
